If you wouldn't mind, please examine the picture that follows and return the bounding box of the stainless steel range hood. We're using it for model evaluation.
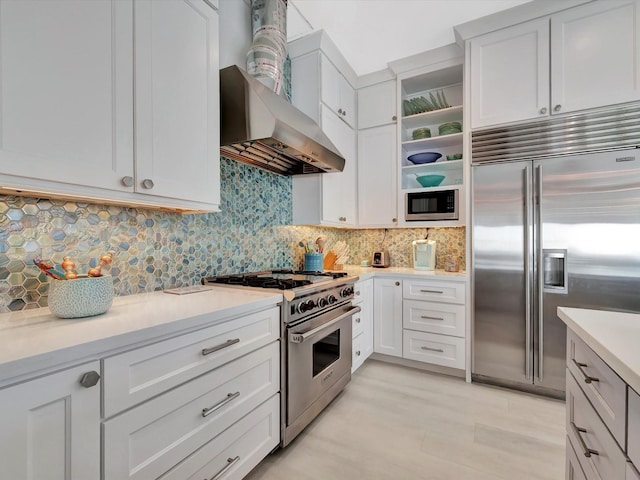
[220,65,345,175]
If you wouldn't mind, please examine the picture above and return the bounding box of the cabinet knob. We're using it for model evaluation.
[121,176,134,187]
[395,281,400,286]
[338,108,343,115]
[392,115,397,121]
[339,216,346,222]
[142,178,154,189]
[356,350,361,356]
[554,104,562,112]
[355,317,361,323]
[342,109,347,116]
[79,371,101,388]
[392,218,397,223]
[539,107,547,115]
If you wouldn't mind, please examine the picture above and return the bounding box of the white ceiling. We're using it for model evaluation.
[287,0,533,76]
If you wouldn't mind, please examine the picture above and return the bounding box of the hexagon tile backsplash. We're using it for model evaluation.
[0,157,294,313]
[0,157,467,313]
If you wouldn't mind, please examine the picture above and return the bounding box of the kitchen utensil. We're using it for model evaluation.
[408,152,441,164]
[48,274,114,319]
[415,174,445,187]
[446,153,463,161]
[323,251,338,270]
[412,127,431,140]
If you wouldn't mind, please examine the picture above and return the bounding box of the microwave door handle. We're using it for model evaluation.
[289,306,361,344]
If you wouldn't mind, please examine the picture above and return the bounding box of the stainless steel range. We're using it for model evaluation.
[202,269,360,446]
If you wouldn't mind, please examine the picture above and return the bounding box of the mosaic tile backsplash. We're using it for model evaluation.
[0,158,294,313]
[1,156,466,313]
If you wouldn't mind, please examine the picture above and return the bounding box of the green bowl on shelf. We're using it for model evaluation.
[415,174,445,187]
[446,153,463,161]
[412,127,431,140]
[438,122,462,136]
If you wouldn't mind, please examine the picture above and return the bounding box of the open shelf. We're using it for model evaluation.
[402,159,463,173]
[402,105,463,129]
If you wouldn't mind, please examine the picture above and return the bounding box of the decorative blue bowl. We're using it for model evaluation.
[408,152,442,164]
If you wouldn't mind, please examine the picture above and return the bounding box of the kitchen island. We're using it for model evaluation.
[558,307,640,480]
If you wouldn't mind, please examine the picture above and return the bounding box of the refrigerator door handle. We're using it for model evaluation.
[536,164,544,382]
[524,165,533,380]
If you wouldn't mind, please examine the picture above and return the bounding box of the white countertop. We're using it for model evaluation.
[341,265,467,282]
[0,287,282,386]
[558,307,640,394]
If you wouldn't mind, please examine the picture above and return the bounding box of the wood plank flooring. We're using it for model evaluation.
[245,360,566,480]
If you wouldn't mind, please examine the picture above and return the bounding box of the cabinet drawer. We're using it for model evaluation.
[158,395,279,480]
[403,279,465,304]
[567,330,626,448]
[628,387,640,468]
[352,308,365,338]
[566,437,588,480]
[103,342,279,480]
[566,371,626,480]
[352,332,366,373]
[402,330,465,369]
[103,306,280,416]
[628,463,640,480]
[403,300,465,337]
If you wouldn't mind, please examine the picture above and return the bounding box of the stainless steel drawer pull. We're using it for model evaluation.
[206,455,240,480]
[572,359,599,384]
[202,392,240,417]
[202,338,240,356]
[420,315,444,321]
[421,346,444,353]
[570,421,599,457]
[420,289,443,294]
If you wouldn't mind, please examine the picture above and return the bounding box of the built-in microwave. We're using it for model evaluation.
[405,188,459,221]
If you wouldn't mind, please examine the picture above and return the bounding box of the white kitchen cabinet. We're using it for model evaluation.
[103,342,279,480]
[470,0,640,129]
[352,278,374,372]
[373,278,403,357]
[469,18,549,128]
[321,54,357,128]
[358,124,398,227]
[0,361,101,480]
[134,0,220,206]
[291,45,358,226]
[0,0,220,212]
[401,278,466,370]
[358,80,398,129]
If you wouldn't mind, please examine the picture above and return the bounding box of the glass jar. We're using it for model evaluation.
[444,254,459,272]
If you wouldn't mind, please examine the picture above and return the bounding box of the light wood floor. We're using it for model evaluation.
[245,360,566,480]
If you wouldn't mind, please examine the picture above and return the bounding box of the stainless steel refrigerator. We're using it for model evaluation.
[471,145,640,397]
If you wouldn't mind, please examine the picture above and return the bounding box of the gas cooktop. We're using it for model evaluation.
[201,269,349,290]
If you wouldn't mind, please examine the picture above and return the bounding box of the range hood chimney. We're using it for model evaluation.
[219,0,345,176]
[219,66,345,175]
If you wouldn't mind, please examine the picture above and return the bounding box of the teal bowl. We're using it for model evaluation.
[416,174,445,187]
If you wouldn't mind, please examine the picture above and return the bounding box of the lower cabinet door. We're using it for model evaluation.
[159,395,280,480]
[566,437,588,480]
[0,361,101,480]
[103,342,279,480]
[402,330,465,369]
[628,463,640,480]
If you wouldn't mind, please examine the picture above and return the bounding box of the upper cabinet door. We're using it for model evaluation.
[357,80,398,129]
[470,18,550,129]
[134,0,220,205]
[550,0,640,115]
[320,54,356,128]
[0,0,134,191]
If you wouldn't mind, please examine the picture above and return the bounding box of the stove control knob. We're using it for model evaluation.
[327,295,337,305]
[317,297,328,308]
[298,299,316,313]
[340,287,353,298]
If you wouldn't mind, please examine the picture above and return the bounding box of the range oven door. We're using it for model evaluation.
[286,303,359,426]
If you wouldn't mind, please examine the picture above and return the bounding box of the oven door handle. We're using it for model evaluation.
[289,306,361,344]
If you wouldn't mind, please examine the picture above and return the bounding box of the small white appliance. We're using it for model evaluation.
[412,239,436,270]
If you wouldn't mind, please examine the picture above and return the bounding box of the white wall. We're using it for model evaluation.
[218,0,252,69]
